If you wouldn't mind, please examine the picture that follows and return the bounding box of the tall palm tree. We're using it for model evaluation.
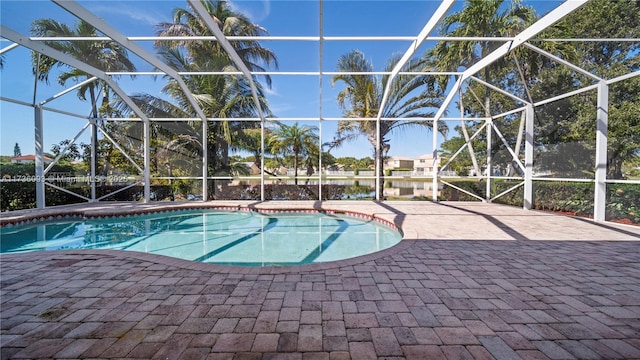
[147,1,277,198]
[268,123,319,185]
[112,47,272,198]
[31,19,136,117]
[30,19,136,190]
[331,50,444,199]
[427,0,536,115]
[425,0,537,184]
[155,0,278,88]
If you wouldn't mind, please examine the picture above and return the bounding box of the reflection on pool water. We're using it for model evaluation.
[0,210,402,266]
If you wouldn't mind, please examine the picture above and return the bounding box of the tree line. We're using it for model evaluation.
[13,0,640,201]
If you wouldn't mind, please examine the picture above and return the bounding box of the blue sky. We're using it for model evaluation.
[0,0,561,159]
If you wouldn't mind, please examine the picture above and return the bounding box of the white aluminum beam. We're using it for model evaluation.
[0,97,33,107]
[188,0,268,201]
[188,0,267,123]
[378,0,455,107]
[90,114,97,201]
[0,42,19,54]
[594,81,608,222]
[0,27,149,125]
[96,125,144,174]
[530,38,639,42]
[606,70,640,85]
[441,180,485,201]
[37,35,636,42]
[524,104,534,210]
[45,182,90,201]
[485,118,492,202]
[1,25,153,202]
[2,26,109,84]
[374,0,454,201]
[54,0,212,200]
[439,121,489,173]
[512,52,534,104]
[41,106,89,120]
[103,116,485,122]
[97,181,142,201]
[492,105,529,120]
[318,0,324,201]
[35,106,45,208]
[105,71,464,76]
[534,83,600,107]
[523,43,603,82]
[491,181,524,202]
[491,121,526,174]
[432,75,463,201]
[40,76,98,105]
[463,1,588,82]
[433,0,588,123]
[52,0,210,124]
[28,35,517,42]
[43,121,90,175]
[470,76,529,104]
[513,110,526,173]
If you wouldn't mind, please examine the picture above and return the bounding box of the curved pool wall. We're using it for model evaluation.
[0,205,403,267]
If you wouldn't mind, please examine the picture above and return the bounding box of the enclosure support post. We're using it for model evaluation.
[318,0,324,202]
[89,118,97,202]
[524,105,534,210]
[202,120,208,201]
[260,119,265,202]
[485,118,492,202]
[594,81,608,222]
[432,119,439,202]
[375,118,381,202]
[35,105,45,209]
[143,120,151,203]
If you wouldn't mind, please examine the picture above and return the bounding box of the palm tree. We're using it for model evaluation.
[155,0,278,88]
[30,19,136,182]
[144,1,278,198]
[111,47,272,199]
[330,50,444,199]
[268,123,319,185]
[31,19,136,115]
[427,0,536,115]
[424,0,537,184]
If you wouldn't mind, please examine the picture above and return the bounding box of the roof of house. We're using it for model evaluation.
[414,153,435,159]
[10,155,54,162]
[387,156,413,161]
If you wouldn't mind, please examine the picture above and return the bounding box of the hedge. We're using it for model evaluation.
[441,180,639,224]
[3,165,637,225]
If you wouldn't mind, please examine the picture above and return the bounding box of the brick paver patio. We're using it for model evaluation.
[1,201,639,359]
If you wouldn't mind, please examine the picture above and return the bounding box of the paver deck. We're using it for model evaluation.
[1,201,640,359]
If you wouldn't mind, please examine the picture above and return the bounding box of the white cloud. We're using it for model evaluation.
[229,0,271,23]
[90,3,167,28]
[267,102,294,115]
[263,85,279,96]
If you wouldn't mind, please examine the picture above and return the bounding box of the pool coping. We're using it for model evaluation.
[0,202,398,231]
[0,201,412,274]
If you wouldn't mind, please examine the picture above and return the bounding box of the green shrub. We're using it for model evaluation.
[440,180,486,201]
[533,182,594,217]
[441,180,639,224]
[607,184,640,223]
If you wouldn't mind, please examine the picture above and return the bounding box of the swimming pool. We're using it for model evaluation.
[0,210,402,266]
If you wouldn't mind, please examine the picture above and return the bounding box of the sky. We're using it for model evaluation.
[0,0,562,160]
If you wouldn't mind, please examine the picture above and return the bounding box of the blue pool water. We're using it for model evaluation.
[0,210,402,266]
